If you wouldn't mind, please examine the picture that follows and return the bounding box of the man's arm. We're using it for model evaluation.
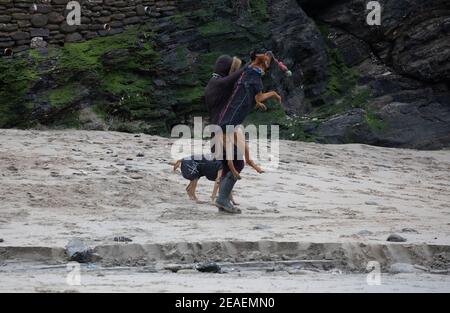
[218,68,244,89]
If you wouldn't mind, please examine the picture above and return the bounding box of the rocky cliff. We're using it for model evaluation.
[1,0,449,149]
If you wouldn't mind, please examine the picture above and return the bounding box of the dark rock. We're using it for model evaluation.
[111,14,126,20]
[123,16,141,25]
[35,4,52,14]
[0,24,18,32]
[313,0,449,82]
[65,33,83,43]
[83,31,98,40]
[195,261,221,273]
[31,14,48,27]
[81,17,91,24]
[0,238,3,243]
[0,15,11,23]
[302,0,450,149]
[153,79,166,87]
[0,41,14,48]
[125,11,137,18]
[66,239,93,263]
[48,24,61,31]
[110,21,123,28]
[136,5,146,16]
[334,29,370,66]
[316,109,368,144]
[93,16,111,24]
[12,13,31,20]
[47,12,65,24]
[89,24,105,31]
[14,45,28,53]
[387,234,407,243]
[16,39,31,46]
[373,101,450,149]
[17,20,31,28]
[60,22,78,33]
[267,0,328,115]
[30,28,50,38]
[11,31,30,41]
[99,28,123,36]
[101,48,130,66]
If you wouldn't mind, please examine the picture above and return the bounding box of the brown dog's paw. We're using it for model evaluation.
[256,102,267,111]
[275,94,282,104]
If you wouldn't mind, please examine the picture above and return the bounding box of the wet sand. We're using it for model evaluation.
[1,262,449,293]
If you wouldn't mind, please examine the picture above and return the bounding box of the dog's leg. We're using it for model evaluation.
[191,179,200,202]
[186,181,194,200]
[211,169,222,205]
[186,180,198,201]
[173,159,182,171]
[255,91,282,109]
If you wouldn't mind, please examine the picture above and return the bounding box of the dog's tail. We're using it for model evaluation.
[171,159,182,172]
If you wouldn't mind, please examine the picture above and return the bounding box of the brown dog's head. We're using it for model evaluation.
[250,51,272,73]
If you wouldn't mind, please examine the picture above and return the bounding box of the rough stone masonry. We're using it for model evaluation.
[0,0,178,53]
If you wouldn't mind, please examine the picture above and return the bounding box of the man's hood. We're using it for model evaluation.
[213,55,233,77]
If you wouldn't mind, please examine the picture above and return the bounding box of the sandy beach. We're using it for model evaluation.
[1,129,449,247]
[0,129,449,292]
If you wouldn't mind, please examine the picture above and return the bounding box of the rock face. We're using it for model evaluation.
[266,0,328,115]
[0,0,449,149]
[298,0,450,149]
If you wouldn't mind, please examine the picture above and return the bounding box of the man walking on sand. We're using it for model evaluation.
[205,55,245,213]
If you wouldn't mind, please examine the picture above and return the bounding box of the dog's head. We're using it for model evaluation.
[250,50,273,73]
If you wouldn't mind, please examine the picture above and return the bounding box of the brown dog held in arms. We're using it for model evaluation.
[217,51,282,180]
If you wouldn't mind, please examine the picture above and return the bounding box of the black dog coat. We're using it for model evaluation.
[180,155,222,181]
[217,67,263,131]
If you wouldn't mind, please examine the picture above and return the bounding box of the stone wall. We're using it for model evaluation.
[0,0,177,53]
